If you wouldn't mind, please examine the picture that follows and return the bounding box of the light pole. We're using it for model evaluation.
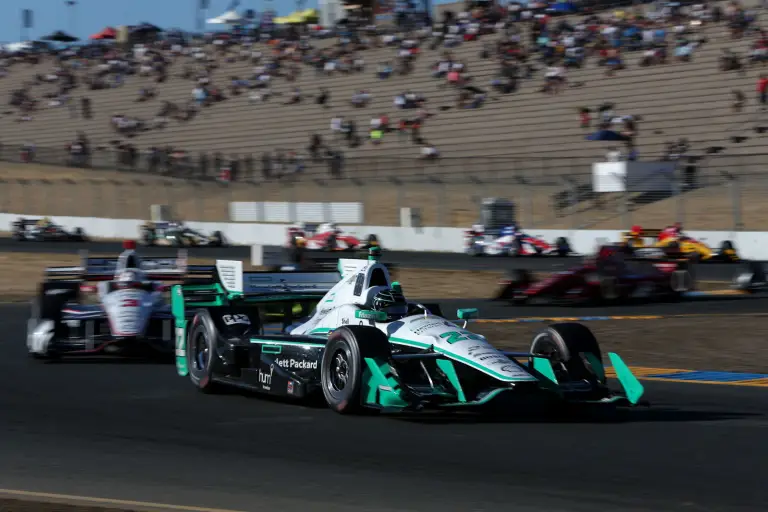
[65,0,76,35]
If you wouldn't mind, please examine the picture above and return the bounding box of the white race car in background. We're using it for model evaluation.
[26,241,209,359]
[464,225,571,257]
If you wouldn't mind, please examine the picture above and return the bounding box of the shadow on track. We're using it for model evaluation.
[390,406,760,425]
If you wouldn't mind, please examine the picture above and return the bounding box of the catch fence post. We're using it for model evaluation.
[724,171,742,231]
[674,169,684,226]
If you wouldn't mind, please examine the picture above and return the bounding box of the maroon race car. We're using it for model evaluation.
[494,244,695,304]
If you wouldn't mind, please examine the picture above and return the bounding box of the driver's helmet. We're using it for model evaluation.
[500,225,515,237]
[371,288,408,321]
[629,224,642,237]
[674,222,683,234]
[118,269,138,282]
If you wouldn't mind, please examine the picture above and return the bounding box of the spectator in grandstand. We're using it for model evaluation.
[421,142,439,159]
[732,90,746,112]
[721,48,744,71]
[757,74,768,106]
[351,90,371,107]
[377,61,393,79]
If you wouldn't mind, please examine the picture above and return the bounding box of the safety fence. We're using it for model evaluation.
[0,153,764,230]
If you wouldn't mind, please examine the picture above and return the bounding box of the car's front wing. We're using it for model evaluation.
[363,352,645,411]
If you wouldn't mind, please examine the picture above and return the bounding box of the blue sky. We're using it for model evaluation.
[1,0,455,43]
[0,0,312,42]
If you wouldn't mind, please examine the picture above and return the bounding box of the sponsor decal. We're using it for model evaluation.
[355,310,380,320]
[222,314,250,326]
[341,317,350,325]
[259,363,274,390]
[287,381,294,395]
[175,327,186,356]
[275,358,318,370]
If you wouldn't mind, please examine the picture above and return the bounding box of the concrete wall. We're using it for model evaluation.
[2,213,763,259]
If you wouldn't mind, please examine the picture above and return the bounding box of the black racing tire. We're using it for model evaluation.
[510,237,524,257]
[186,310,222,393]
[320,326,391,414]
[494,269,531,301]
[326,233,338,251]
[529,322,604,386]
[599,274,618,300]
[670,268,693,292]
[211,230,225,247]
[720,240,737,261]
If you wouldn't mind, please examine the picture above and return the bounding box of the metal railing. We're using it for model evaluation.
[1,147,766,231]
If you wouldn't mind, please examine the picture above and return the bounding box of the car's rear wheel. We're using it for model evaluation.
[529,323,604,386]
[321,326,391,414]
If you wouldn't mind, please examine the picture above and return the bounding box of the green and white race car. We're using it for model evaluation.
[172,250,645,414]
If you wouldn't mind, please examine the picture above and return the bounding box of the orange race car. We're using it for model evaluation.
[621,224,738,262]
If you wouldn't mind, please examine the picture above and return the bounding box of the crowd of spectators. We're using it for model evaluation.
[0,0,765,178]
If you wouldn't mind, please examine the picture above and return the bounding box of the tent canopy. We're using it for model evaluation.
[90,26,117,40]
[275,8,319,24]
[131,22,162,34]
[207,10,244,24]
[42,30,79,43]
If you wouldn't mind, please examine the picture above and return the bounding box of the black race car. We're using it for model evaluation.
[12,217,87,242]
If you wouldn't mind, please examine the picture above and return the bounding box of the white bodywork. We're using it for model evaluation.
[288,257,537,383]
[27,249,184,354]
[97,270,164,337]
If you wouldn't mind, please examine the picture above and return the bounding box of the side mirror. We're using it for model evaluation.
[355,310,387,322]
[456,308,479,320]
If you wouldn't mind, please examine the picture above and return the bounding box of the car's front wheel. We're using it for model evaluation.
[320,326,391,414]
[529,323,605,386]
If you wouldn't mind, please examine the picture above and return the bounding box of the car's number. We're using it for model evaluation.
[440,331,484,344]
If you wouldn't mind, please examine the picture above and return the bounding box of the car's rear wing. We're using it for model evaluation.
[44,249,196,281]
[215,259,340,297]
[621,229,664,238]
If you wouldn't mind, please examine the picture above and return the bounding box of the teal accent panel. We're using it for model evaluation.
[171,284,188,377]
[608,352,645,405]
[583,352,606,384]
[435,359,466,402]
[532,356,558,384]
[362,358,408,408]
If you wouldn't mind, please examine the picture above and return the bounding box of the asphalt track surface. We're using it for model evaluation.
[2,304,766,512]
[0,238,750,281]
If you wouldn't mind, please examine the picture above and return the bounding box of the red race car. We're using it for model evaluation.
[286,223,379,252]
[494,244,694,304]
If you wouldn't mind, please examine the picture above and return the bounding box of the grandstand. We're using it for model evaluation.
[0,1,766,230]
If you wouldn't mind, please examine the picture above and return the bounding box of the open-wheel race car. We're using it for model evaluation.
[495,244,695,305]
[26,241,211,359]
[140,221,226,247]
[12,217,87,242]
[622,225,738,263]
[286,222,379,252]
[464,224,571,257]
[172,249,645,414]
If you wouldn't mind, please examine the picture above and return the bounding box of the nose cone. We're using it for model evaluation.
[106,290,151,338]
